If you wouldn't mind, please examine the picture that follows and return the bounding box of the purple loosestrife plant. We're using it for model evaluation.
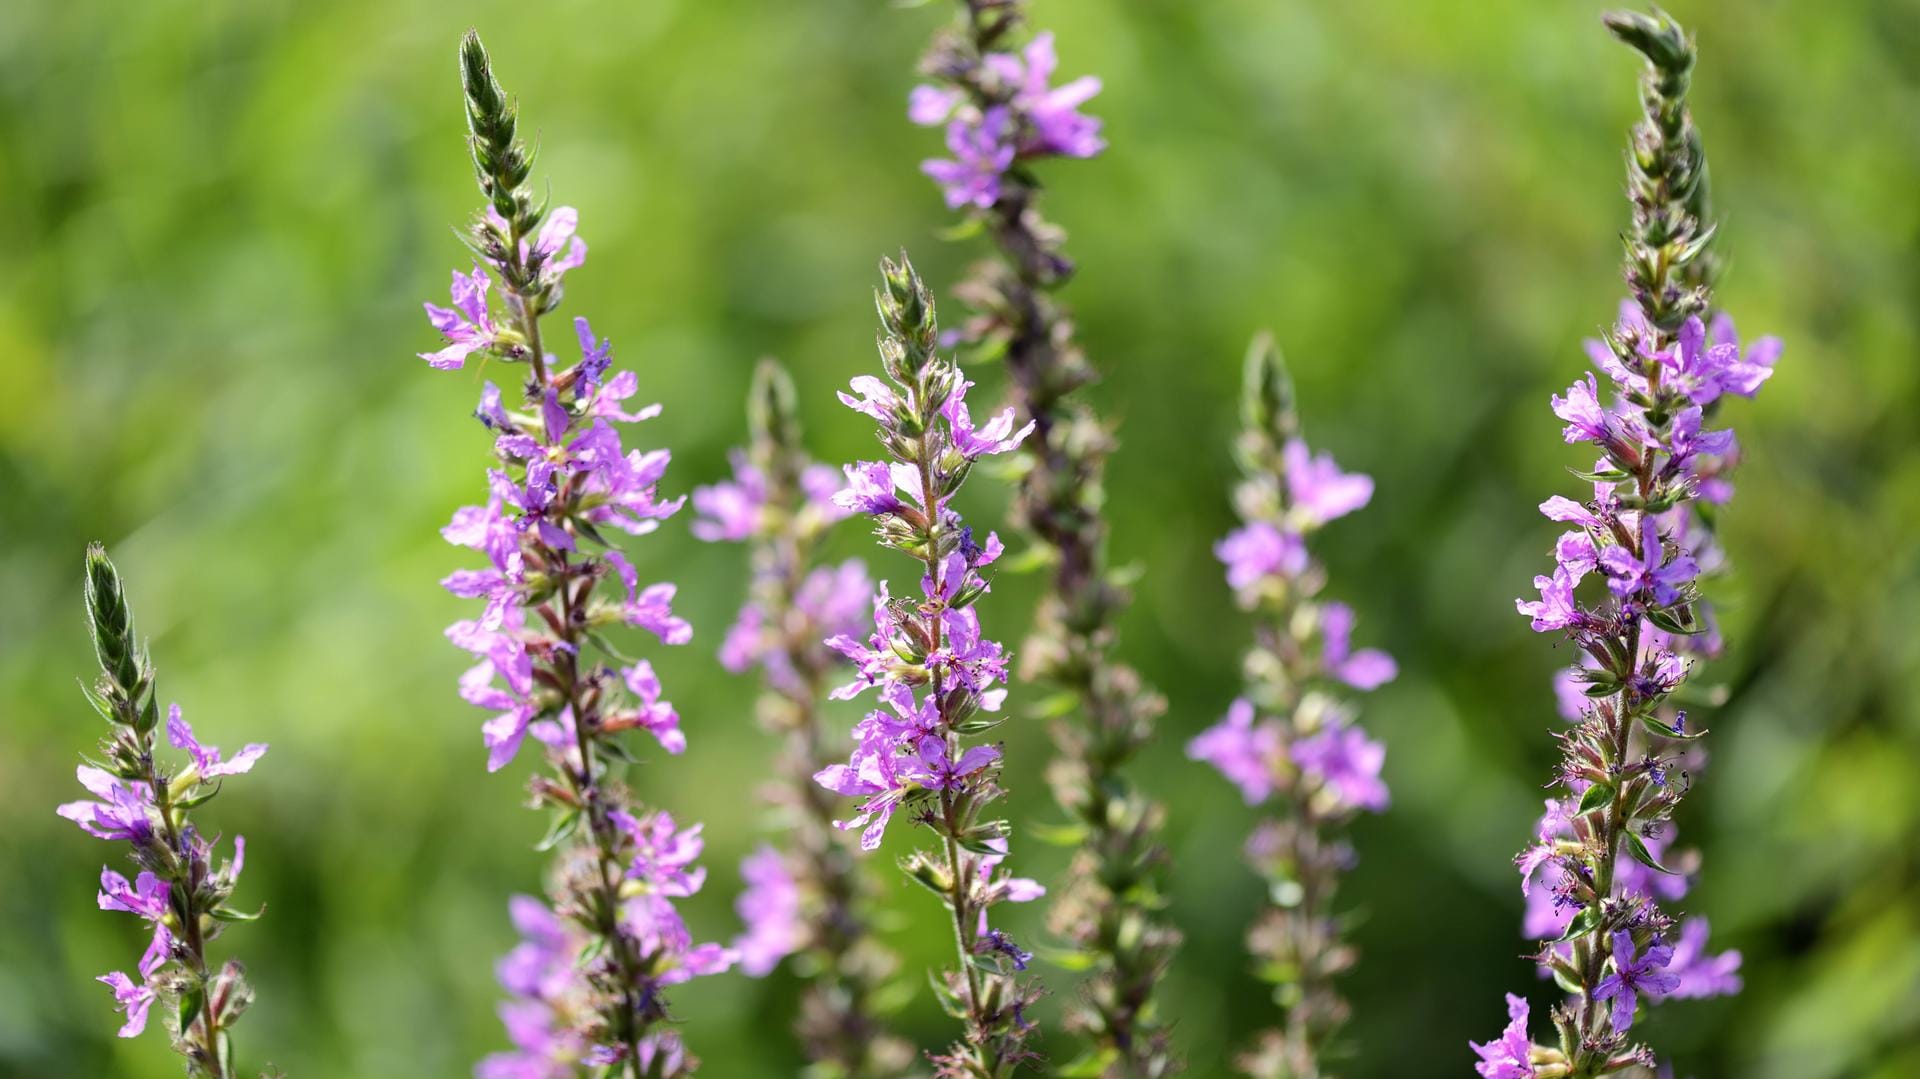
[815,254,1043,1077]
[60,546,270,1078]
[1476,12,1773,1077]
[1186,337,1394,1079]
[425,34,731,1077]
[690,359,916,1076]
[911,6,1179,1073]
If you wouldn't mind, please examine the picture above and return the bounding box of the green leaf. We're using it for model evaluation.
[209,904,266,922]
[1055,1048,1121,1077]
[535,810,582,852]
[1622,830,1675,875]
[1555,906,1598,943]
[1576,783,1614,815]
[177,986,205,1033]
[1638,711,1706,741]
[1036,945,1097,972]
[934,216,983,241]
[1029,820,1088,847]
[1000,543,1057,575]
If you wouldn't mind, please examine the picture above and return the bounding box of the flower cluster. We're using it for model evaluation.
[1477,12,1770,1077]
[691,359,915,1076]
[1187,334,1394,1078]
[426,34,729,1076]
[814,254,1043,1076]
[911,5,1183,1072]
[909,11,1102,210]
[59,546,266,1077]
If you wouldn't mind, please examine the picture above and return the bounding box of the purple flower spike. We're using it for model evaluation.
[1198,334,1394,1072]
[64,545,269,1061]
[429,36,728,1073]
[1495,15,1779,1069]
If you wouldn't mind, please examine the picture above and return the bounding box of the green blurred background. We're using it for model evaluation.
[2,0,1916,1075]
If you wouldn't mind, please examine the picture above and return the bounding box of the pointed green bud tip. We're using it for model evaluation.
[748,357,802,447]
[82,542,142,693]
[1603,8,1693,73]
[1240,331,1298,441]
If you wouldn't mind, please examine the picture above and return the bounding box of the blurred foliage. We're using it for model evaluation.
[2,0,1917,1076]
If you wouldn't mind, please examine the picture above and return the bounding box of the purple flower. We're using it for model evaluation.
[1516,565,1585,633]
[1593,931,1680,1032]
[1551,668,1589,721]
[166,705,268,780]
[420,265,498,370]
[495,896,575,1001]
[814,741,909,852]
[922,108,1016,210]
[604,550,693,644]
[833,461,907,516]
[1282,438,1374,524]
[1469,993,1535,1078]
[619,811,708,898]
[908,84,962,126]
[611,660,684,754]
[573,317,612,393]
[1291,723,1389,813]
[984,32,1105,159]
[1215,521,1307,590]
[1319,602,1397,690]
[96,971,156,1039]
[56,766,155,845]
[942,381,1034,458]
[97,868,169,922]
[690,450,766,542]
[732,846,804,978]
[1186,698,1282,804]
[1658,917,1743,1000]
[1600,514,1698,605]
[1660,315,1776,405]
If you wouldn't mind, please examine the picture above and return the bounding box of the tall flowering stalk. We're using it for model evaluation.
[814,254,1044,1077]
[59,545,269,1078]
[421,33,730,1077]
[689,359,915,1076]
[1187,337,1394,1079]
[1475,11,1776,1078]
[908,6,1179,1073]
